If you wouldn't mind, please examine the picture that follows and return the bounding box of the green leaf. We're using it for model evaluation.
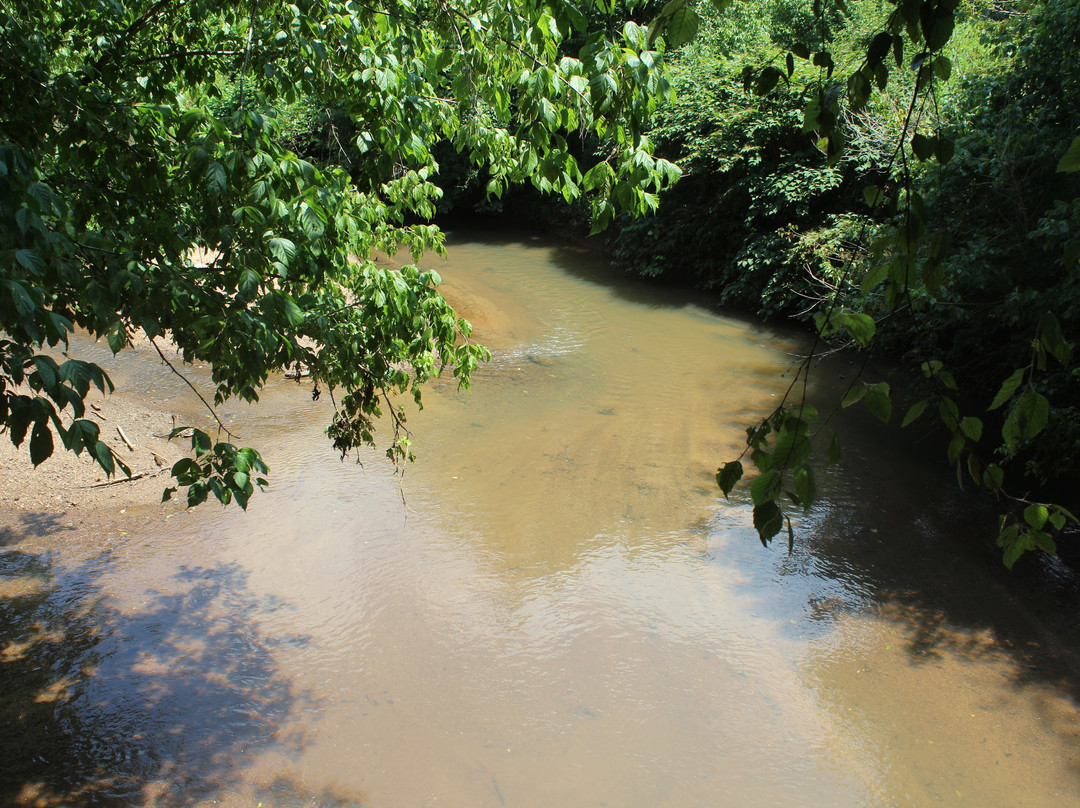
[106,321,127,353]
[753,500,784,545]
[282,295,304,327]
[773,428,812,466]
[188,481,209,508]
[927,13,954,51]
[959,416,983,441]
[1031,530,1057,555]
[911,133,935,160]
[755,66,784,96]
[867,32,892,66]
[93,438,116,476]
[1002,389,1050,452]
[922,257,945,293]
[716,460,743,497]
[1000,526,1028,570]
[1052,504,1079,525]
[206,161,227,196]
[268,237,297,263]
[902,399,928,427]
[934,136,955,164]
[863,185,885,209]
[842,384,867,408]
[171,457,200,485]
[938,396,960,430]
[750,469,780,506]
[1039,313,1072,366]
[15,249,45,274]
[861,261,888,294]
[8,400,32,447]
[864,382,892,423]
[1056,135,1080,173]
[7,279,37,319]
[666,7,699,47]
[191,428,212,454]
[988,368,1025,410]
[793,465,816,511]
[967,452,982,485]
[29,420,53,466]
[932,55,951,81]
[1024,503,1049,530]
[983,463,1004,491]
[298,202,326,238]
[32,356,59,393]
[947,432,965,464]
[829,309,876,346]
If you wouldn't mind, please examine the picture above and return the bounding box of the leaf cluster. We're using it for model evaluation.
[1,0,692,503]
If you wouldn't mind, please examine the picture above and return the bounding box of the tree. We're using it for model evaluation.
[1,0,689,507]
[706,0,1080,565]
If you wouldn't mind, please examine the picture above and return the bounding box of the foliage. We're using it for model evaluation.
[0,0,694,506]
[609,33,867,316]
[709,0,1080,566]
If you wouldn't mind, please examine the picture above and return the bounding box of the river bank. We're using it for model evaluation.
[0,363,191,551]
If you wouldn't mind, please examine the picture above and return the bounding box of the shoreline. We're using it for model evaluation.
[0,345,198,547]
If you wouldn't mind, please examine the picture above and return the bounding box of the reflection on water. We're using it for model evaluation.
[2,231,1079,806]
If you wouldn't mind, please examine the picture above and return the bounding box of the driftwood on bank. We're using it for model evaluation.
[116,426,135,451]
[86,467,169,488]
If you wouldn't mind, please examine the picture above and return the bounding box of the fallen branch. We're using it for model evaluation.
[116,426,135,451]
[87,468,168,488]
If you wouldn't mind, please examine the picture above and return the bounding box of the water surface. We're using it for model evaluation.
[2,232,1078,807]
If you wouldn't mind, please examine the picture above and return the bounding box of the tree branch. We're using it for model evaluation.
[150,337,239,440]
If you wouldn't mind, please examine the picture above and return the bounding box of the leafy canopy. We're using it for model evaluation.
[1,0,687,506]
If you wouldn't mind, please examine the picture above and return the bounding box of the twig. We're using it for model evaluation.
[116,425,136,451]
[87,468,168,488]
[149,338,239,439]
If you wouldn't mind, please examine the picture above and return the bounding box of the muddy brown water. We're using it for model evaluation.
[2,232,1080,806]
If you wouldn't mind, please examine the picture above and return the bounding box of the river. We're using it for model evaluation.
[1,232,1079,806]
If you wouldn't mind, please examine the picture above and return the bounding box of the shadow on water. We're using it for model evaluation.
[0,513,339,807]
[725,387,1080,767]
